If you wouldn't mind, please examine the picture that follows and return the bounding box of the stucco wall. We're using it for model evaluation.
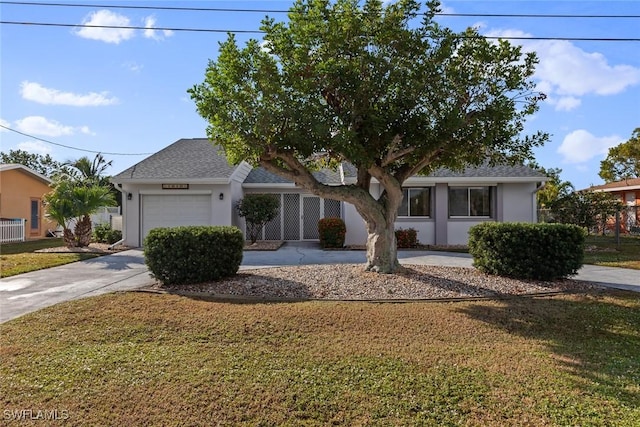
[0,169,57,238]
[118,182,233,247]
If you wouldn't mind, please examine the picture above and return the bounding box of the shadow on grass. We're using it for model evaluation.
[456,290,640,408]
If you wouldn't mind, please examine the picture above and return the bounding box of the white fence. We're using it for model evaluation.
[0,219,26,243]
[91,206,121,226]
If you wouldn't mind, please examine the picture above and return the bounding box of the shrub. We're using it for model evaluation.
[468,222,586,280]
[395,228,418,248]
[236,194,280,244]
[92,223,122,244]
[318,217,346,248]
[144,225,244,285]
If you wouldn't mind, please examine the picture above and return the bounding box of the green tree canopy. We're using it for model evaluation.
[0,149,70,178]
[190,0,547,272]
[599,128,640,183]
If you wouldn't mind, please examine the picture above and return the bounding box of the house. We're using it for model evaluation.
[0,163,57,240]
[588,178,640,233]
[111,138,547,247]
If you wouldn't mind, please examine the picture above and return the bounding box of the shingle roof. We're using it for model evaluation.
[429,164,546,179]
[587,177,640,191]
[112,138,238,181]
[244,167,343,185]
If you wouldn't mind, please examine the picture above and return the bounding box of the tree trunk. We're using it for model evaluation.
[364,218,400,273]
[75,215,93,247]
[62,228,77,248]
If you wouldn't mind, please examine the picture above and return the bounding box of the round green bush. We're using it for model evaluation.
[144,225,244,285]
[468,222,586,280]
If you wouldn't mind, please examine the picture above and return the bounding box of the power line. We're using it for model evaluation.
[0,20,263,34]
[1,1,639,18]
[0,124,153,156]
[1,20,639,41]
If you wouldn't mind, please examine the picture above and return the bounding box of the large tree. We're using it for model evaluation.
[190,0,547,273]
[599,128,640,183]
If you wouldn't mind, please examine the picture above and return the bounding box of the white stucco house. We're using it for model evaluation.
[111,138,547,247]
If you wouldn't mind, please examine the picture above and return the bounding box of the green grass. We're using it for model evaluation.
[1,291,639,426]
[0,239,100,278]
[583,234,640,270]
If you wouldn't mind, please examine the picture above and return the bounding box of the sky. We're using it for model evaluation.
[1,0,639,190]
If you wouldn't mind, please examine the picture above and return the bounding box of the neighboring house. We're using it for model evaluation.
[111,138,547,247]
[0,163,57,239]
[588,178,640,233]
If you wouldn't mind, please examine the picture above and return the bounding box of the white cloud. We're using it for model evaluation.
[16,141,52,155]
[143,16,174,40]
[484,29,640,111]
[0,118,10,131]
[20,81,118,106]
[553,96,581,112]
[123,61,143,72]
[557,129,622,163]
[13,116,91,137]
[75,10,135,44]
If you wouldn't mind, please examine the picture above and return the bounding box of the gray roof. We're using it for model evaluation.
[429,164,546,179]
[113,138,238,181]
[244,167,343,185]
[113,138,544,183]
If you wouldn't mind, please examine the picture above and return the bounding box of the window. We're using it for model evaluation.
[449,187,492,217]
[398,188,431,217]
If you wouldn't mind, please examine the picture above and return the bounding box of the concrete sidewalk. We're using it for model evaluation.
[1,243,638,323]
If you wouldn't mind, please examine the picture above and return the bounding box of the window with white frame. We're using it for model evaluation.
[398,187,431,217]
[448,186,492,217]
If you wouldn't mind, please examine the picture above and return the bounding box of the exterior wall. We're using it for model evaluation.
[118,182,233,247]
[345,181,539,246]
[0,169,57,238]
[501,182,538,222]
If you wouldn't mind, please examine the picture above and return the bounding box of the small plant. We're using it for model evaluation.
[318,217,346,248]
[236,194,280,244]
[395,228,418,248]
[92,223,122,244]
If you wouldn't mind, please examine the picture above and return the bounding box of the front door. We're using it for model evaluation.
[626,192,637,230]
[30,198,40,236]
[302,196,321,240]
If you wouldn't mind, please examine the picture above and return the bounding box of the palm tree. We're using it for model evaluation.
[44,179,115,247]
[64,153,113,185]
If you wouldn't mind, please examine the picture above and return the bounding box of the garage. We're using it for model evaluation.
[140,194,212,243]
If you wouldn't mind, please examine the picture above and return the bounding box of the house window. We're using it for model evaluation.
[398,188,431,217]
[449,187,492,217]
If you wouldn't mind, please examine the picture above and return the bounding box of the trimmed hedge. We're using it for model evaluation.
[468,222,586,280]
[318,217,346,248]
[395,228,418,248]
[144,225,244,285]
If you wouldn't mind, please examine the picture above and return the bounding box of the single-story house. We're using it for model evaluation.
[111,138,547,247]
[0,163,58,240]
[588,178,640,233]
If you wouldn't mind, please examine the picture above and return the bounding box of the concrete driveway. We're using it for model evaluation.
[1,244,638,323]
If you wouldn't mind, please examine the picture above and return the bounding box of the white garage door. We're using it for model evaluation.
[141,194,212,243]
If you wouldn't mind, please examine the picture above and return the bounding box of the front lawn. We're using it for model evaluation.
[0,239,100,278]
[1,291,638,426]
[582,234,640,270]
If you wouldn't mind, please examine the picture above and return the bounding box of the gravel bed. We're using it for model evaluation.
[151,264,601,301]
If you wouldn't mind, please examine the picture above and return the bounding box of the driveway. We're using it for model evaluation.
[1,244,638,323]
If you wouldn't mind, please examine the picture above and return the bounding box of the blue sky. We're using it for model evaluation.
[1,0,639,190]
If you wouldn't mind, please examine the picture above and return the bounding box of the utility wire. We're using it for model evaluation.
[1,21,639,41]
[1,1,639,18]
[0,124,153,156]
